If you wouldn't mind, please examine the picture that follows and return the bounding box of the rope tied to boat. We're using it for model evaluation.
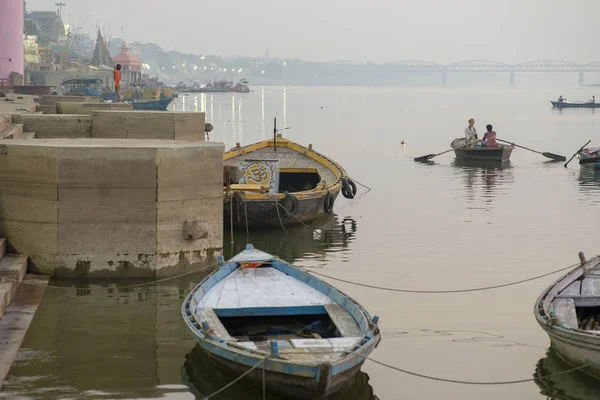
[4,260,222,291]
[361,354,600,385]
[201,355,270,399]
[298,260,585,294]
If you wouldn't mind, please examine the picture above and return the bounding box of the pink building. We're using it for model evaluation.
[0,0,25,82]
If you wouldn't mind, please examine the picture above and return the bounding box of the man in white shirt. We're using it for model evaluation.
[465,118,478,144]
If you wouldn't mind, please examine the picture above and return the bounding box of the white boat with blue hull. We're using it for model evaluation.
[182,244,381,399]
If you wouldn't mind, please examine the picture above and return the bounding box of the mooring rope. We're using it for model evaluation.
[1,261,220,291]
[297,260,587,294]
[201,355,270,399]
[362,354,600,385]
[350,177,371,192]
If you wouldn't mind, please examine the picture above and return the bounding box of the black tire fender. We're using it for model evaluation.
[324,191,334,213]
[281,192,299,218]
[341,178,357,199]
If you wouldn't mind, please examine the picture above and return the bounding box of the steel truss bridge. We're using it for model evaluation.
[385,60,600,85]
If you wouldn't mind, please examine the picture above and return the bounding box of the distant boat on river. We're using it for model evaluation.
[551,101,600,108]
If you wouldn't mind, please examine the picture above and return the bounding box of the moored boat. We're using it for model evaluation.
[551,101,600,108]
[450,138,513,161]
[181,244,381,399]
[578,147,600,170]
[130,97,173,111]
[223,132,357,228]
[534,253,600,380]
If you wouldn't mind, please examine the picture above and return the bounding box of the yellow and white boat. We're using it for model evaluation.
[223,135,357,228]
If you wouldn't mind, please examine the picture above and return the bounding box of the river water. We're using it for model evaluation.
[2,86,600,399]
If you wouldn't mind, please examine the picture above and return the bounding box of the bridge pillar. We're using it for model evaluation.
[579,71,585,86]
[509,71,516,86]
[442,70,448,87]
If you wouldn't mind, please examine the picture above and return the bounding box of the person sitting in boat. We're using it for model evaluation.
[482,124,498,147]
[588,95,596,104]
[464,118,478,144]
[557,95,565,103]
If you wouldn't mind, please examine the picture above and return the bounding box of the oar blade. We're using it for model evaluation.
[413,154,435,162]
[542,152,566,161]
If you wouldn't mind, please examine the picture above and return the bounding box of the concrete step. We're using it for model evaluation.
[14,131,35,140]
[0,254,28,319]
[0,274,49,388]
[0,123,23,140]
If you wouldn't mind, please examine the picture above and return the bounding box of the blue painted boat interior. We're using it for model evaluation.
[182,244,380,381]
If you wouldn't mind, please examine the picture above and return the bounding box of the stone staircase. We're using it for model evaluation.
[0,239,48,387]
[0,238,28,320]
[0,115,35,140]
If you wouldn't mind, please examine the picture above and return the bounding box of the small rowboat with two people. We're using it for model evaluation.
[534,253,600,380]
[450,138,513,162]
[181,244,381,399]
[223,121,358,228]
[578,146,600,170]
[551,101,600,109]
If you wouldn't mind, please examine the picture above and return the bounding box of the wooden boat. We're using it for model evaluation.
[551,101,600,108]
[62,76,103,97]
[578,148,600,170]
[130,97,173,111]
[534,253,600,380]
[182,343,379,400]
[451,138,513,161]
[181,244,381,399]
[223,132,357,228]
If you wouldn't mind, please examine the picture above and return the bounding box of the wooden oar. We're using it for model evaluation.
[414,140,479,162]
[564,140,591,168]
[496,139,566,161]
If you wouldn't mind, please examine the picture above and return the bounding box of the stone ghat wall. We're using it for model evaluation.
[11,114,92,138]
[56,102,132,115]
[91,111,206,141]
[10,111,206,142]
[0,139,224,278]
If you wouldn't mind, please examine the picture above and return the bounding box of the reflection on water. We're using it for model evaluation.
[578,166,600,196]
[1,214,357,400]
[535,348,600,400]
[182,344,378,400]
[450,159,514,208]
[223,214,357,261]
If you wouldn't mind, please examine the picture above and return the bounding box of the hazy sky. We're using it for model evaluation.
[26,0,598,64]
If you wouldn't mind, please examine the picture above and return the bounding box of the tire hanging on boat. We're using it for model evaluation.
[232,191,242,225]
[341,178,357,199]
[281,192,299,218]
[324,190,334,213]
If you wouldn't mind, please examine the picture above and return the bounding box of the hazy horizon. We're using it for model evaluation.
[26,0,599,64]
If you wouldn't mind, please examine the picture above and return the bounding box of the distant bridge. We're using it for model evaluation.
[386,60,600,85]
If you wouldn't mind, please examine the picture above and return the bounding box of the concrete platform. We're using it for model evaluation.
[0,139,224,278]
[0,274,49,388]
[57,102,132,115]
[92,110,206,141]
[0,94,38,115]
[11,114,91,138]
